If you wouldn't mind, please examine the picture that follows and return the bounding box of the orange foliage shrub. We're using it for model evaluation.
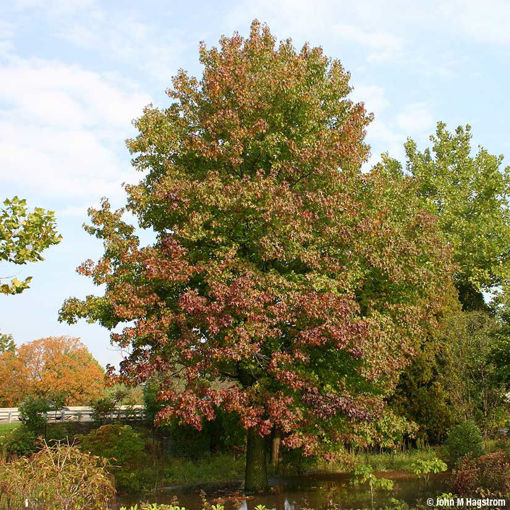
[0,336,104,406]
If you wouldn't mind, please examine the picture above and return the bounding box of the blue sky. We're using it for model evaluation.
[1,0,510,368]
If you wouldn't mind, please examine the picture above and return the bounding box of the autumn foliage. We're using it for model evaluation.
[60,21,454,488]
[0,336,104,406]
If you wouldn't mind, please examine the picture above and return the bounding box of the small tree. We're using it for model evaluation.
[351,465,394,509]
[445,420,484,466]
[19,396,53,433]
[410,457,447,484]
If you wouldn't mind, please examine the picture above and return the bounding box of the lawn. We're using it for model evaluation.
[0,422,21,435]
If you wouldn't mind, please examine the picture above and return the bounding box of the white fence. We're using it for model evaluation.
[0,405,145,423]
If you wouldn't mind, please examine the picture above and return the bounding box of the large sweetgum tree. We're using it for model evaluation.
[60,22,454,490]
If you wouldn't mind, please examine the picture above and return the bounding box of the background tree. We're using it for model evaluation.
[0,336,105,406]
[385,123,510,310]
[0,196,61,294]
[60,21,453,490]
[450,312,510,434]
[0,332,15,353]
[384,123,510,441]
[392,310,509,441]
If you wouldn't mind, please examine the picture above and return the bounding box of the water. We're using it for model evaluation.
[117,472,451,510]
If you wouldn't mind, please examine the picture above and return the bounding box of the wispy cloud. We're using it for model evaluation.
[351,84,390,116]
[13,0,99,15]
[57,16,187,83]
[396,102,435,134]
[0,57,151,199]
[441,0,510,46]
[11,0,189,84]
[334,24,403,62]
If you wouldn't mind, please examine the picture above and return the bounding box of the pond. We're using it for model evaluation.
[117,471,451,509]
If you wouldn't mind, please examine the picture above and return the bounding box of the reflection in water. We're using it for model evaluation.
[117,472,451,510]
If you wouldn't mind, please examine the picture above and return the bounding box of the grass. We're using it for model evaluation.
[315,447,444,474]
[114,453,245,493]
[161,453,245,485]
[357,447,443,472]
[0,422,20,435]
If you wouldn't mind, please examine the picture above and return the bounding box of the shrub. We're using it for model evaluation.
[452,450,510,497]
[90,395,117,424]
[46,423,70,443]
[19,396,52,432]
[91,384,143,424]
[444,420,483,466]
[77,424,146,492]
[410,457,447,483]
[0,441,115,509]
[2,425,37,457]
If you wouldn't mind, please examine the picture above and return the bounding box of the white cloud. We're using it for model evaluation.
[361,100,435,169]
[10,1,187,84]
[0,21,14,39]
[57,16,186,82]
[0,21,14,56]
[441,0,510,45]
[396,102,434,134]
[225,0,407,61]
[13,0,99,14]
[59,205,89,217]
[351,84,390,116]
[334,24,403,62]
[0,57,151,199]
[0,58,149,128]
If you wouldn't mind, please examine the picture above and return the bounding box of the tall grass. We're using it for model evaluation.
[316,447,443,473]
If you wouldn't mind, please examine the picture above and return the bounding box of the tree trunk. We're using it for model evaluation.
[270,429,281,468]
[245,428,268,492]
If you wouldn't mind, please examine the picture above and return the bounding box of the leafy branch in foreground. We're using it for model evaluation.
[0,196,61,294]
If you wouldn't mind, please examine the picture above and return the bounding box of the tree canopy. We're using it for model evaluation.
[0,336,105,406]
[383,123,510,309]
[60,21,455,489]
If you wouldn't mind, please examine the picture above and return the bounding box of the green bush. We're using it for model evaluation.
[2,425,37,457]
[77,424,146,492]
[19,396,52,432]
[444,420,484,466]
[410,457,447,483]
[46,423,71,443]
[90,395,117,424]
[0,441,115,509]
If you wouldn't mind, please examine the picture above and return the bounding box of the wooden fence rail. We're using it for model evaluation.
[0,405,145,423]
